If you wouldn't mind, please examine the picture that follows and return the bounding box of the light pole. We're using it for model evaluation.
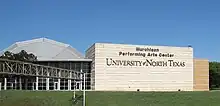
[83,73,86,106]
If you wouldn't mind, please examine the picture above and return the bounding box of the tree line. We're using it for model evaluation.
[0,50,37,62]
[209,62,220,89]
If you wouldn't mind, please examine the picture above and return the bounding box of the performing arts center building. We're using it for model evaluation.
[0,38,209,91]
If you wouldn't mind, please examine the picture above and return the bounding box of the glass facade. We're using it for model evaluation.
[35,61,92,90]
[0,75,36,90]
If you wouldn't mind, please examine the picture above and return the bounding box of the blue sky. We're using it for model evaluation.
[0,0,219,61]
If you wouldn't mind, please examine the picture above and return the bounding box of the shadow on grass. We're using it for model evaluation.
[70,94,83,106]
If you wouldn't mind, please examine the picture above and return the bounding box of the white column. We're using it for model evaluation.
[46,79,49,90]
[73,80,76,98]
[68,80,70,90]
[4,78,7,90]
[15,78,17,90]
[0,82,1,91]
[46,72,49,90]
[83,73,86,106]
[36,77,38,90]
[68,72,72,91]
[19,77,22,90]
[32,79,34,90]
[32,82,34,90]
[36,67,39,91]
[58,79,60,90]
[58,71,61,90]
[46,63,50,91]
[80,69,83,90]
[11,82,13,89]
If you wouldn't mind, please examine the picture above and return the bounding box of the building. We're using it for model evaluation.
[0,38,209,91]
[0,38,92,91]
[86,43,209,91]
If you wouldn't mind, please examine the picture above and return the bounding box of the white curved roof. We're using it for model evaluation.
[1,38,91,61]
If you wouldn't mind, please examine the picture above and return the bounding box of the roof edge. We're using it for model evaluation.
[37,58,92,62]
[0,43,18,55]
[95,42,193,49]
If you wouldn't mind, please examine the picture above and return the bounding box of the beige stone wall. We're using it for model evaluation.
[193,59,209,91]
[86,43,194,91]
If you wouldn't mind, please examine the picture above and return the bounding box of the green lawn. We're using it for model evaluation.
[0,90,220,106]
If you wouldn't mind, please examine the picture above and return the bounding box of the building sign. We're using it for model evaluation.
[106,58,185,67]
[106,47,186,67]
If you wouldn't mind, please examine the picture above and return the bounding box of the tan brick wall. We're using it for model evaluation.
[193,59,209,91]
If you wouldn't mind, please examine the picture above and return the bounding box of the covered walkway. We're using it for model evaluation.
[0,59,86,91]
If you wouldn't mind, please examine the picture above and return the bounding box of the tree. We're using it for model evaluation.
[209,62,220,89]
[0,50,37,62]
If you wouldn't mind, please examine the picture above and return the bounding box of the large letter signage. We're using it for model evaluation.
[106,47,187,68]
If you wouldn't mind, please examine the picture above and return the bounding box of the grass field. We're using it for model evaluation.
[0,90,220,106]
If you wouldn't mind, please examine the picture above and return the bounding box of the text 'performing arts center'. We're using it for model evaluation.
[0,38,209,91]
